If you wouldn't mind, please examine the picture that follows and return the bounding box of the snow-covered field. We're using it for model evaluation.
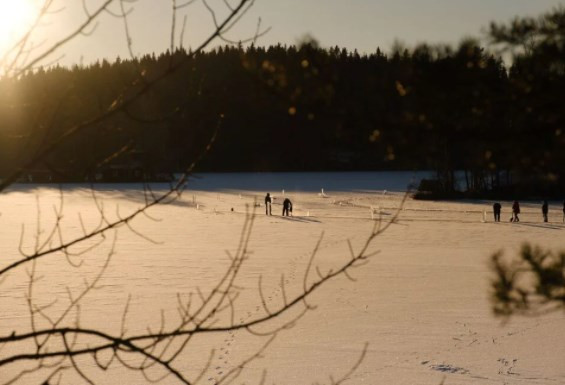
[1,172,564,385]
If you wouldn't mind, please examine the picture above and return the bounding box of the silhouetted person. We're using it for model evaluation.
[563,201,565,223]
[493,202,501,222]
[542,200,548,222]
[511,200,520,222]
[265,193,272,215]
[282,198,293,216]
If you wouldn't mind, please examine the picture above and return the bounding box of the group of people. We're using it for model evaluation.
[264,193,293,216]
[492,200,565,223]
[265,193,565,222]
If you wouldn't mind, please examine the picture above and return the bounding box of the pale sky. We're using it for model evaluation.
[6,0,565,68]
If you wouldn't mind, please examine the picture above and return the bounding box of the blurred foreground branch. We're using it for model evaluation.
[490,243,565,317]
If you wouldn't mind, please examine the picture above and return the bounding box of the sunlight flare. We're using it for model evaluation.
[0,0,36,55]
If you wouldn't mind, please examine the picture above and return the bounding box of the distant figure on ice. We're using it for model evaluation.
[542,200,548,222]
[282,198,293,216]
[265,193,272,215]
[562,201,565,222]
[493,202,501,222]
[511,200,520,222]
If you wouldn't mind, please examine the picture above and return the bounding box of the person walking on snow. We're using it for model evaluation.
[512,200,520,222]
[282,198,293,216]
[493,202,501,222]
[265,193,272,215]
[542,200,549,222]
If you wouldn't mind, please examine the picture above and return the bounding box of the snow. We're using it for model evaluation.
[1,172,564,384]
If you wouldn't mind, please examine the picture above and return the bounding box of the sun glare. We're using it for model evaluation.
[0,0,36,54]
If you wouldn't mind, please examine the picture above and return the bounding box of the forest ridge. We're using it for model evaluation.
[0,8,563,197]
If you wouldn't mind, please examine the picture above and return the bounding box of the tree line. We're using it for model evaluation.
[0,7,563,197]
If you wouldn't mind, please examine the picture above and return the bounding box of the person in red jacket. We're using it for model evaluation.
[512,200,520,222]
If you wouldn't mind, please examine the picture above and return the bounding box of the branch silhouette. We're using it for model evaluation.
[0,2,392,383]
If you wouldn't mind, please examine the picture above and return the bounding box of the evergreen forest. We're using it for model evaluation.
[0,8,563,198]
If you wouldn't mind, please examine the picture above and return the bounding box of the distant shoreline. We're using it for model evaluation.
[3,171,563,202]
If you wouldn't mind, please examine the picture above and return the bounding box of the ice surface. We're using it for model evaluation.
[1,172,564,384]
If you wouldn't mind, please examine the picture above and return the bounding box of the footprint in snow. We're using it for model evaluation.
[430,364,469,374]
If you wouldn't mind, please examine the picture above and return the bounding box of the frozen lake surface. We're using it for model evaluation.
[183,171,431,192]
[1,172,564,384]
